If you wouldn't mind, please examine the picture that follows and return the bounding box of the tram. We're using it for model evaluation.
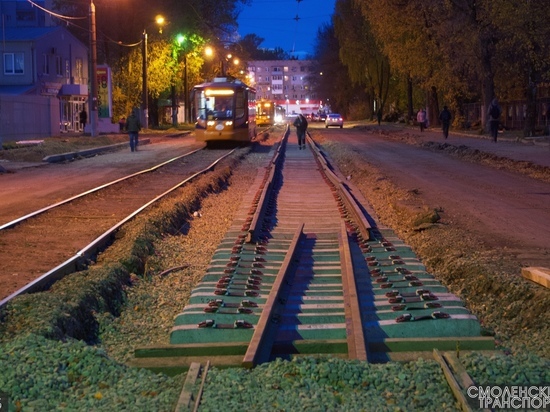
[193,77,256,145]
[256,99,276,127]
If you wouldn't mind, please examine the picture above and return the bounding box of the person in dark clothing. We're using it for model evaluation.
[293,114,308,149]
[125,109,142,152]
[439,106,452,139]
[119,116,126,132]
[79,108,87,132]
[487,98,502,142]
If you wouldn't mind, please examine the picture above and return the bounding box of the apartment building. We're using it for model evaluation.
[246,59,323,116]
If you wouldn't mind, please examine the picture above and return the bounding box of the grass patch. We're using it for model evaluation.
[0,135,129,163]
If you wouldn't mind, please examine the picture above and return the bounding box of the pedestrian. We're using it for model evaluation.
[293,113,308,149]
[79,108,87,132]
[439,106,452,139]
[125,109,142,152]
[487,98,501,142]
[118,116,126,133]
[416,108,427,132]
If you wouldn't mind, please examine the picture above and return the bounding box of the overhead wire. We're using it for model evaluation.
[26,0,142,48]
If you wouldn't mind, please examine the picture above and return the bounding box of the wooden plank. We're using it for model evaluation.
[442,352,492,412]
[433,349,473,412]
[174,362,201,412]
[192,361,210,412]
[521,267,550,288]
[442,352,475,389]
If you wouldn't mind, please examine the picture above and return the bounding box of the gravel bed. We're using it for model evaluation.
[1,132,548,411]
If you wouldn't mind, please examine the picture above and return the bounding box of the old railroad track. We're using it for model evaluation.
[132,129,495,390]
[0,147,235,307]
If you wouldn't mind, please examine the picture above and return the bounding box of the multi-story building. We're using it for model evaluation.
[246,59,324,117]
[0,0,115,141]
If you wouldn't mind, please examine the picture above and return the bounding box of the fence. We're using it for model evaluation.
[0,95,60,144]
[463,98,550,132]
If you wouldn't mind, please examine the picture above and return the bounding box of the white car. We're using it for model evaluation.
[325,113,343,128]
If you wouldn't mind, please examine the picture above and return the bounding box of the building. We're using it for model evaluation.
[0,0,116,141]
[246,59,325,117]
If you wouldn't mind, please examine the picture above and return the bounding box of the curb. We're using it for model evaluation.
[42,139,151,163]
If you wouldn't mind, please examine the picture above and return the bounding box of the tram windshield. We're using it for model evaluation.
[196,89,235,120]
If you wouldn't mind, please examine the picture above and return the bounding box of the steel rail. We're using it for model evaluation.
[243,129,368,366]
[339,220,368,361]
[246,127,288,243]
[306,133,373,242]
[0,149,235,311]
[0,147,203,231]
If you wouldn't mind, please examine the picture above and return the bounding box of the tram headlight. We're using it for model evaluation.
[207,120,216,127]
[225,121,233,126]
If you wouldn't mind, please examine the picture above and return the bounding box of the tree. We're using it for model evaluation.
[308,23,368,118]
[237,34,290,60]
[491,0,550,136]
[112,38,177,126]
[335,0,394,120]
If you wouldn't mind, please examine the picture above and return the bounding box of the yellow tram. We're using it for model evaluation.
[193,77,256,145]
[256,99,276,127]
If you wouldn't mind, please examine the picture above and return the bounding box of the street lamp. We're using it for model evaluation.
[142,29,148,129]
[142,15,165,130]
[89,0,98,137]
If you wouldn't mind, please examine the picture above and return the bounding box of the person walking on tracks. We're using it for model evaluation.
[293,113,308,149]
[125,109,142,152]
[487,98,502,142]
[439,106,452,139]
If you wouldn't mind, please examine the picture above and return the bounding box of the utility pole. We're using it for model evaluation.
[89,0,98,136]
[142,30,148,129]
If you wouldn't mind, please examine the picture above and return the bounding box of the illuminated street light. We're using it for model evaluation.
[204,46,243,78]
[142,15,165,129]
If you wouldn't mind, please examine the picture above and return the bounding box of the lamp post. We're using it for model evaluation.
[89,0,98,137]
[141,16,165,129]
[176,34,190,124]
[142,29,148,129]
[184,52,189,123]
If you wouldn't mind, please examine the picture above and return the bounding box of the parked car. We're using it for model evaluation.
[325,113,344,128]
[319,112,327,122]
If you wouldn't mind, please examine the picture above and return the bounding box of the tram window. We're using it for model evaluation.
[235,90,245,118]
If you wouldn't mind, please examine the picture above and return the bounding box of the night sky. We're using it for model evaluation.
[237,0,336,58]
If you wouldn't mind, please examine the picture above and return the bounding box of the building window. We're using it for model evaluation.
[56,56,62,76]
[75,58,83,80]
[42,54,49,75]
[265,76,270,81]
[4,52,24,75]
[65,60,70,79]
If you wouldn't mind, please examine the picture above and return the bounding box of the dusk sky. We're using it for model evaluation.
[237,0,336,58]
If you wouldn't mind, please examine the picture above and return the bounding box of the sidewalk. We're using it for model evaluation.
[369,122,550,168]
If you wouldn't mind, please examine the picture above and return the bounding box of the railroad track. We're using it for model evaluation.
[0,148,236,307]
[132,128,494,375]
